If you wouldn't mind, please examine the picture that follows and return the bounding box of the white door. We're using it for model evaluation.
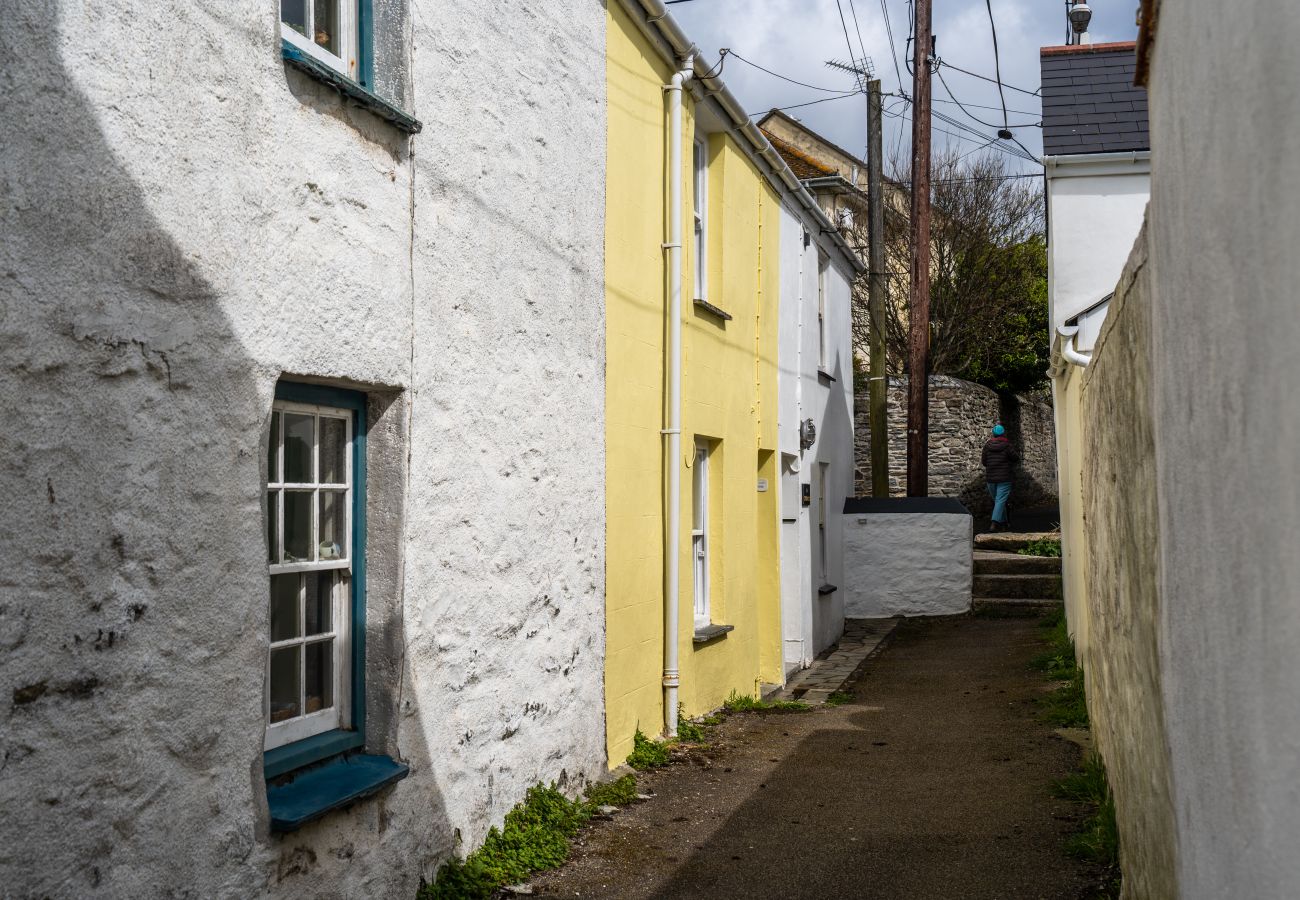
[780,453,806,672]
[692,441,710,628]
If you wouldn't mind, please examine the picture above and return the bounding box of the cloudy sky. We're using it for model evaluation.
[670,0,1137,174]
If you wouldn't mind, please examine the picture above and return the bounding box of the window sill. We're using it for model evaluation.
[264,729,364,779]
[817,369,836,384]
[693,623,735,645]
[693,298,733,322]
[281,40,422,134]
[267,753,409,833]
[817,583,838,596]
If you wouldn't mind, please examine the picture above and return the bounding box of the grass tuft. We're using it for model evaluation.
[825,691,854,706]
[1054,754,1120,874]
[626,728,671,770]
[724,690,811,713]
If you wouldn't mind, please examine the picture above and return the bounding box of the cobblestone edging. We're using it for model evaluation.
[779,618,900,704]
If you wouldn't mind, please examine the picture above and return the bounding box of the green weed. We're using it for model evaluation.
[1041,667,1090,728]
[1019,537,1062,557]
[676,718,708,743]
[723,690,811,713]
[626,728,671,770]
[825,691,854,706]
[421,783,593,899]
[584,774,639,808]
[1054,754,1120,871]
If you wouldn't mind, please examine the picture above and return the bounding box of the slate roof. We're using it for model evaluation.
[1040,42,1148,156]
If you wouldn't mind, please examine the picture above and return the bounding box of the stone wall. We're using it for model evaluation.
[1077,225,1179,898]
[854,375,1057,517]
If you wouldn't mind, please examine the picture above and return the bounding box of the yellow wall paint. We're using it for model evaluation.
[604,3,783,765]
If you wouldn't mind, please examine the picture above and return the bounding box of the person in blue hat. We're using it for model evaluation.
[982,423,1019,531]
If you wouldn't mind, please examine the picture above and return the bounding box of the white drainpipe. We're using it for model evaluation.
[662,53,693,738]
[1057,324,1092,367]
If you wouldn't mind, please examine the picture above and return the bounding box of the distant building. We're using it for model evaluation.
[603,0,862,761]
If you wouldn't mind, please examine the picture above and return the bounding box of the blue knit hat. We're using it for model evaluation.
[992,424,1005,436]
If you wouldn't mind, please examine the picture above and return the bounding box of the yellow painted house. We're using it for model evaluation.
[604,1,852,764]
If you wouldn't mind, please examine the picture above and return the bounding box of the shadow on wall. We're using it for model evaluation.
[0,11,445,896]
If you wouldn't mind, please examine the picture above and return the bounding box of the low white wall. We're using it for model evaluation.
[842,501,972,617]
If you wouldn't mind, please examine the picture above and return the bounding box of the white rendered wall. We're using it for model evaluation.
[1145,3,1300,894]
[775,200,854,673]
[0,3,606,898]
[1046,162,1150,334]
[843,514,972,617]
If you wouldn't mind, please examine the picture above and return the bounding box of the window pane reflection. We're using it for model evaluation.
[267,412,280,482]
[318,491,345,561]
[320,416,347,485]
[270,573,300,642]
[305,640,333,714]
[267,491,279,563]
[281,0,307,36]
[313,0,337,54]
[304,572,332,635]
[283,413,314,483]
[269,647,300,723]
[284,490,313,562]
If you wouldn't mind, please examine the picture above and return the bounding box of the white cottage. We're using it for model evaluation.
[775,202,861,673]
[1,2,607,897]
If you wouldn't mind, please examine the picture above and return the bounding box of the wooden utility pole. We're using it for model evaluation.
[906,0,934,497]
[866,79,889,497]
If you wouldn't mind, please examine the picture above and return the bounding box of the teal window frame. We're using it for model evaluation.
[278,0,423,135]
[263,381,368,780]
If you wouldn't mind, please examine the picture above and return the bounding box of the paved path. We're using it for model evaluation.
[533,616,1105,899]
[778,618,897,704]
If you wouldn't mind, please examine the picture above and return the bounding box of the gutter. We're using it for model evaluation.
[1056,325,1092,368]
[621,0,866,278]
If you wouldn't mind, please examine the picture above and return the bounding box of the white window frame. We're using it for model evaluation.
[280,0,358,80]
[692,440,711,629]
[693,137,708,302]
[817,251,829,370]
[265,399,354,750]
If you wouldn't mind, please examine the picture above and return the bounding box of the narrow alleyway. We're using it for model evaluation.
[533,616,1104,899]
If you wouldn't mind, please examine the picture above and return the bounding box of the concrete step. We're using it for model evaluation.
[974,551,1061,576]
[973,573,1064,600]
[973,531,1059,553]
[973,597,1063,617]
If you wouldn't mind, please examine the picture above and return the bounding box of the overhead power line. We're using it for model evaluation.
[982,0,1011,132]
[747,91,863,117]
[937,59,1040,97]
[727,51,854,93]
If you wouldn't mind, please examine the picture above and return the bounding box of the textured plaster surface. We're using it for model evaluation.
[842,514,972,617]
[1078,227,1178,899]
[775,199,854,672]
[1146,2,1300,894]
[1,1,606,897]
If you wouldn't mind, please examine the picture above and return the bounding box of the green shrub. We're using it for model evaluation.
[584,774,638,808]
[1019,537,1062,557]
[626,728,671,770]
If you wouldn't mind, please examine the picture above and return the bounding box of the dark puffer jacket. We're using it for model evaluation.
[982,436,1020,483]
